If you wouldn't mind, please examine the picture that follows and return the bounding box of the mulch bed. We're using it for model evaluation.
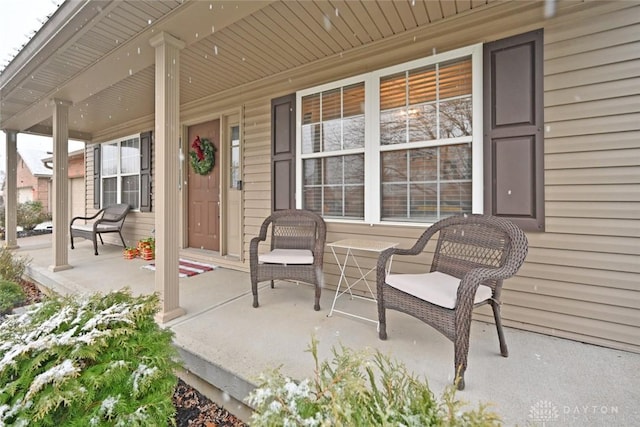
[173,379,247,427]
[10,279,248,427]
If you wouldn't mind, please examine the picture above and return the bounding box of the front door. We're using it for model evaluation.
[188,120,220,251]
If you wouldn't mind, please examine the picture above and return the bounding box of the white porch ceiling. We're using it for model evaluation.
[0,0,496,141]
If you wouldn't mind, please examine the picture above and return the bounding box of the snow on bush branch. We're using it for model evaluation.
[0,290,180,426]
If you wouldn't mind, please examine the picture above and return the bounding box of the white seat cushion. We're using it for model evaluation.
[259,249,314,265]
[72,223,119,232]
[386,271,492,309]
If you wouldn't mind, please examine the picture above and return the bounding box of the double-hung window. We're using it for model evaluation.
[101,135,141,209]
[299,80,365,219]
[297,44,482,224]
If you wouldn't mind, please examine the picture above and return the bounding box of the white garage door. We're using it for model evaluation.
[69,177,85,219]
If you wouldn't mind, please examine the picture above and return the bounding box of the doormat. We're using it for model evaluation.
[142,258,217,278]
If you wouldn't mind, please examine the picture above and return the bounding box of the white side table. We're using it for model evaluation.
[327,238,398,326]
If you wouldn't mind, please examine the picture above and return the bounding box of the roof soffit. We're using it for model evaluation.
[1,0,554,139]
[2,0,271,133]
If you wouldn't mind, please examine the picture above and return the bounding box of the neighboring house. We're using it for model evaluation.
[9,144,85,220]
[42,149,86,220]
[0,1,638,353]
[16,144,53,212]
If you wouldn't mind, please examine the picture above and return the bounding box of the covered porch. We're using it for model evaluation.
[15,233,640,426]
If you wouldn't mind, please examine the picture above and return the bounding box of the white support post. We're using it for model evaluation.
[150,32,186,323]
[49,99,73,272]
[3,129,19,249]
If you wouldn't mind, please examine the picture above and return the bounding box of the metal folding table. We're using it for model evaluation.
[327,238,398,326]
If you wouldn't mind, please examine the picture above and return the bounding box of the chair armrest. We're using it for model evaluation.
[250,235,265,249]
[455,266,517,312]
[249,235,266,261]
[376,246,420,295]
[96,216,125,224]
[376,222,441,280]
[70,209,104,225]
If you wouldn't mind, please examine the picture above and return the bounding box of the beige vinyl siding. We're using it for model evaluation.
[241,99,272,264]
[475,1,640,352]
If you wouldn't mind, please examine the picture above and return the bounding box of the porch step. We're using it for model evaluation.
[175,346,255,423]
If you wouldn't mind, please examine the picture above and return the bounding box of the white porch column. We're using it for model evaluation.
[3,129,19,249]
[49,99,72,272]
[150,32,185,322]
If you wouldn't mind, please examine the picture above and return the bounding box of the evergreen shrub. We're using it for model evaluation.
[247,337,500,426]
[0,290,180,426]
[0,280,26,314]
[17,201,50,231]
[0,246,29,284]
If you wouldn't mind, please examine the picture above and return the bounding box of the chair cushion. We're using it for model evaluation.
[386,271,492,309]
[259,249,314,265]
[71,223,120,232]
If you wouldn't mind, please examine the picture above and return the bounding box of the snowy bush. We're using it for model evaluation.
[246,337,500,426]
[0,290,180,426]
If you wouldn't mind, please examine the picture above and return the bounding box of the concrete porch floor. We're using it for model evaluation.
[14,234,640,426]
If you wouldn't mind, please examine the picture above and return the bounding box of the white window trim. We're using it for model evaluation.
[296,43,483,226]
[100,133,141,211]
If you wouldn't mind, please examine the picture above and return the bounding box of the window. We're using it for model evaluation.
[100,135,140,209]
[297,44,483,224]
[380,58,473,222]
[300,82,365,219]
[230,125,240,189]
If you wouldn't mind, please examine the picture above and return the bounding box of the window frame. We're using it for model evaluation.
[100,133,141,211]
[296,43,483,226]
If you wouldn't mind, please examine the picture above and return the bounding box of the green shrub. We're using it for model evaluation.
[0,246,30,283]
[17,201,50,230]
[246,337,500,426]
[0,280,26,314]
[0,290,181,426]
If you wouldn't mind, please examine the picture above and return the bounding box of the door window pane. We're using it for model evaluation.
[230,125,240,188]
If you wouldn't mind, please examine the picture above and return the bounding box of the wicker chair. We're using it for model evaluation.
[250,209,327,311]
[70,204,130,255]
[376,214,528,390]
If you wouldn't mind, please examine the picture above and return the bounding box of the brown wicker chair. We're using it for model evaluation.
[70,204,130,255]
[376,214,528,390]
[250,209,327,311]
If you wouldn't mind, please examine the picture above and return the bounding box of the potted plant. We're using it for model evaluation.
[123,247,138,260]
[137,237,155,260]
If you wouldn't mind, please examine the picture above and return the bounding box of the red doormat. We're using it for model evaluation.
[142,258,216,278]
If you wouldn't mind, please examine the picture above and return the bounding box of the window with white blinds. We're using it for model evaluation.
[296,44,482,224]
[101,135,140,209]
[300,82,365,219]
[380,57,473,222]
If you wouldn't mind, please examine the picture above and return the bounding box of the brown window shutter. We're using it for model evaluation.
[483,29,544,231]
[93,145,100,209]
[271,94,296,212]
[140,131,152,212]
